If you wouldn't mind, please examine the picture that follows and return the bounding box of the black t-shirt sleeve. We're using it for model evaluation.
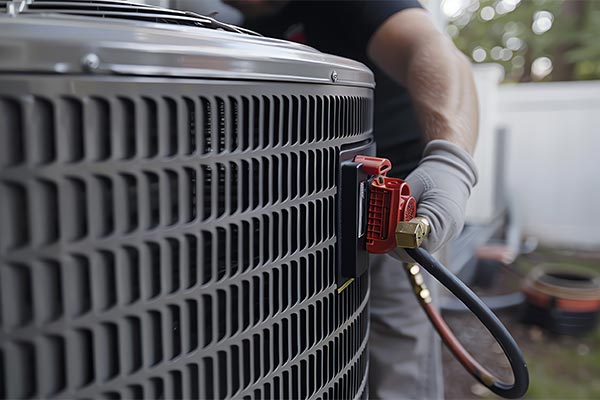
[341,0,424,48]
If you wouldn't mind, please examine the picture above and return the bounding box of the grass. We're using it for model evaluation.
[516,247,600,399]
[443,246,600,400]
[524,329,600,399]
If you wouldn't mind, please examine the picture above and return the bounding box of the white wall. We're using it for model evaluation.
[465,64,504,223]
[498,80,600,248]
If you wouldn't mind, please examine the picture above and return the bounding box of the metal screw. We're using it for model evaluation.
[331,70,338,83]
[81,53,100,72]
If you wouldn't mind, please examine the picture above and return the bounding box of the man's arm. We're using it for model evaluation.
[368,8,478,153]
[367,8,479,254]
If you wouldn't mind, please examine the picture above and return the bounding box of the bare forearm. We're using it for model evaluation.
[367,8,479,253]
[368,9,479,154]
[404,32,478,153]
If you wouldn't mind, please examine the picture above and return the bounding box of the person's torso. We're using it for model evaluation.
[246,0,425,177]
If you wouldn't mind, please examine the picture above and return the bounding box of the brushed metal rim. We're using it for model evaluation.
[0,13,375,88]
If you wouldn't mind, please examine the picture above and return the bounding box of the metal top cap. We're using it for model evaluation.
[0,1,375,88]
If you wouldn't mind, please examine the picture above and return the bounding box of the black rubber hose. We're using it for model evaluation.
[405,247,529,399]
[442,292,525,313]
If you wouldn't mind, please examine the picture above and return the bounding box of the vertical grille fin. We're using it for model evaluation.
[0,79,373,399]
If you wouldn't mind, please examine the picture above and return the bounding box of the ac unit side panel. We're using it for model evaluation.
[0,76,373,399]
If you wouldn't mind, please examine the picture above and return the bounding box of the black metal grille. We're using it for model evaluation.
[0,77,373,399]
[4,0,259,35]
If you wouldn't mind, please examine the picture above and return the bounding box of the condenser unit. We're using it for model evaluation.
[0,1,375,398]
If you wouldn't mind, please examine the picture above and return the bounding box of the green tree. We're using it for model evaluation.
[448,0,600,82]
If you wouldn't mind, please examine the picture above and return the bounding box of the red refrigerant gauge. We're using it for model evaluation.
[353,155,417,254]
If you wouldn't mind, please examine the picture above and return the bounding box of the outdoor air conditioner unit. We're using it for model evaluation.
[0,1,375,399]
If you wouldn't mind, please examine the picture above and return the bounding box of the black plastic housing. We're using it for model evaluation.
[336,141,376,289]
[340,161,370,279]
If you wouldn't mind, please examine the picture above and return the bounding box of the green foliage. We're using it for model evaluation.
[448,0,600,82]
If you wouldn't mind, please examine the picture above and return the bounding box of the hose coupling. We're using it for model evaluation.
[407,263,432,304]
[395,216,431,248]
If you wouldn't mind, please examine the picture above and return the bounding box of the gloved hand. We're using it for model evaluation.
[393,139,478,259]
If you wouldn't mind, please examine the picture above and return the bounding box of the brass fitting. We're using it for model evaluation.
[406,263,432,304]
[395,217,431,248]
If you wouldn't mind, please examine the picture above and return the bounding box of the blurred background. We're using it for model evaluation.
[433,2,600,399]
[139,0,600,398]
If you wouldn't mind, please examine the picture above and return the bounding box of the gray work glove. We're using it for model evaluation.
[393,139,478,259]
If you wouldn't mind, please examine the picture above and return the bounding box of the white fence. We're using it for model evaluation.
[498,80,600,248]
[465,64,505,224]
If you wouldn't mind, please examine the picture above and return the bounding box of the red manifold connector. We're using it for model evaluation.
[354,155,417,254]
